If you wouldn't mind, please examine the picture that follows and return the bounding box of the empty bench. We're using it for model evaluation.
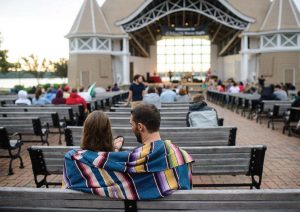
[28,144,265,189]
[0,117,49,145]
[0,111,64,144]
[65,126,237,147]
[0,127,24,175]
[1,187,299,211]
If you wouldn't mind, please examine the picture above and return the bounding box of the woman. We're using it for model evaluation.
[175,87,191,102]
[79,111,123,152]
[32,87,51,105]
[51,89,66,105]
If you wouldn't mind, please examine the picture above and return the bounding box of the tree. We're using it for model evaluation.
[0,50,18,72]
[53,58,68,78]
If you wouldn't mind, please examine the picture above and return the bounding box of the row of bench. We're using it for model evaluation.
[207,90,299,136]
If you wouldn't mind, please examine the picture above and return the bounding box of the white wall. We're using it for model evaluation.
[129,45,157,77]
[218,54,241,81]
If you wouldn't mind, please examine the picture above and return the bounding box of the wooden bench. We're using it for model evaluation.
[0,111,64,144]
[65,126,237,147]
[267,103,291,130]
[105,111,224,126]
[256,100,292,124]
[0,106,75,126]
[110,106,189,112]
[283,107,300,136]
[0,117,49,145]
[2,187,299,211]
[28,145,266,189]
[0,127,24,175]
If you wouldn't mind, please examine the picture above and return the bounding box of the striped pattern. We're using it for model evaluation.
[63,140,193,200]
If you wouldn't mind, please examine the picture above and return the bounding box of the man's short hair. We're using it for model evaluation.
[131,104,160,133]
[193,94,205,103]
[147,86,156,94]
[133,74,141,81]
[275,84,281,89]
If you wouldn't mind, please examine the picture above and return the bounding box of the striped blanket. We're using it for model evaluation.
[63,140,194,200]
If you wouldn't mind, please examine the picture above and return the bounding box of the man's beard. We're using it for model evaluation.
[134,130,143,144]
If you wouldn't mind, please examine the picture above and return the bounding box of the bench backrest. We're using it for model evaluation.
[261,101,292,112]
[0,106,74,122]
[0,117,42,135]
[0,111,59,127]
[110,107,189,112]
[1,187,299,211]
[0,127,10,149]
[28,145,266,188]
[65,126,237,147]
[106,111,188,118]
[109,117,188,127]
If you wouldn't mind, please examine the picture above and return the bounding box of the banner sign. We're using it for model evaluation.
[160,26,208,36]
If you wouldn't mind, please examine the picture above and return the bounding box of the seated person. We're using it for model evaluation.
[15,90,31,105]
[32,87,51,105]
[51,89,66,105]
[112,83,120,91]
[292,91,300,107]
[143,86,161,109]
[66,88,87,109]
[175,88,191,102]
[160,84,176,103]
[78,87,92,102]
[186,94,218,127]
[273,84,288,100]
[63,105,193,200]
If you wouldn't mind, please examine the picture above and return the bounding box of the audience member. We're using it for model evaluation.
[292,91,300,107]
[51,89,66,105]
[228,82,240,93]
[273,84,288,100]
[186,94,218,127]
[66,88,87,109]
[111,83,120,91]
[258,75,265,88]
[127,74,146,109]
[160,83,176,103]
[63,105,193,200]
[156,86,163,96]
[78,87,92,102]
[175,87,191,102]
[32,87,51,105]
[143,86,161,109]
[63,85,71,99]
[15,90,31,105]
[106,86,112,92]
[45,87,56,102]
[239,82,245,93]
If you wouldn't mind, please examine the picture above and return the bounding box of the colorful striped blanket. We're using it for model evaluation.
[63,140,194,200]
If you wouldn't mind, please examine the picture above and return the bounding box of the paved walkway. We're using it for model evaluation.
[0,103,299,189]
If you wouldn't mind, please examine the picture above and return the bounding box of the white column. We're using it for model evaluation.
[241,35,249,82]
[122,37,130,85]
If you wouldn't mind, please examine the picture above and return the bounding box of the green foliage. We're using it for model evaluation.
[0,50,17,72]
[53,58,68,77]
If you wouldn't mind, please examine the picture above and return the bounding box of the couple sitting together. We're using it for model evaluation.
[63,104,194,200]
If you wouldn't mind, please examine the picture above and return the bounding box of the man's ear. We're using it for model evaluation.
[137,123,143,131]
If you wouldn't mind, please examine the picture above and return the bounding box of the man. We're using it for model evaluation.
[273,84,288,101]
[160,83,176,103]
[127,74,146,109]
[63,104,193,200]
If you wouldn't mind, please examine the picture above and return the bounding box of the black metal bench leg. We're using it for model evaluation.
[58,127,62,145]
[8,158,14,175]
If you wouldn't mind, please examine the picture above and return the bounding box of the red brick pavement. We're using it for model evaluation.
[0,104,299,189]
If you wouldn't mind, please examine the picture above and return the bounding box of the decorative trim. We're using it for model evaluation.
[119,0,250,32]
[242,29,300,36]
[73,0,87,34]
[278,0,282,30]
[260,0,275,31]
[90,0,96,33]
[65,33,128,39]
[117,0,254,26]
[290,0,300,27]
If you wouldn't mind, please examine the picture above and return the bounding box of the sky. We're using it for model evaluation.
[0,0,105,62]
[0,0,300,63]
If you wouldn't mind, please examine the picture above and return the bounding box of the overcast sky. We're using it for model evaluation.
[0,0,299,62]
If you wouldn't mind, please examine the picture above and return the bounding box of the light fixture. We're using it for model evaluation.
[185,22,189,26]
[171,24,175,27]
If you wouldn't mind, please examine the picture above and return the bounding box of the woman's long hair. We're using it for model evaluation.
[80,111,114,152]
[35,87,42,100]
